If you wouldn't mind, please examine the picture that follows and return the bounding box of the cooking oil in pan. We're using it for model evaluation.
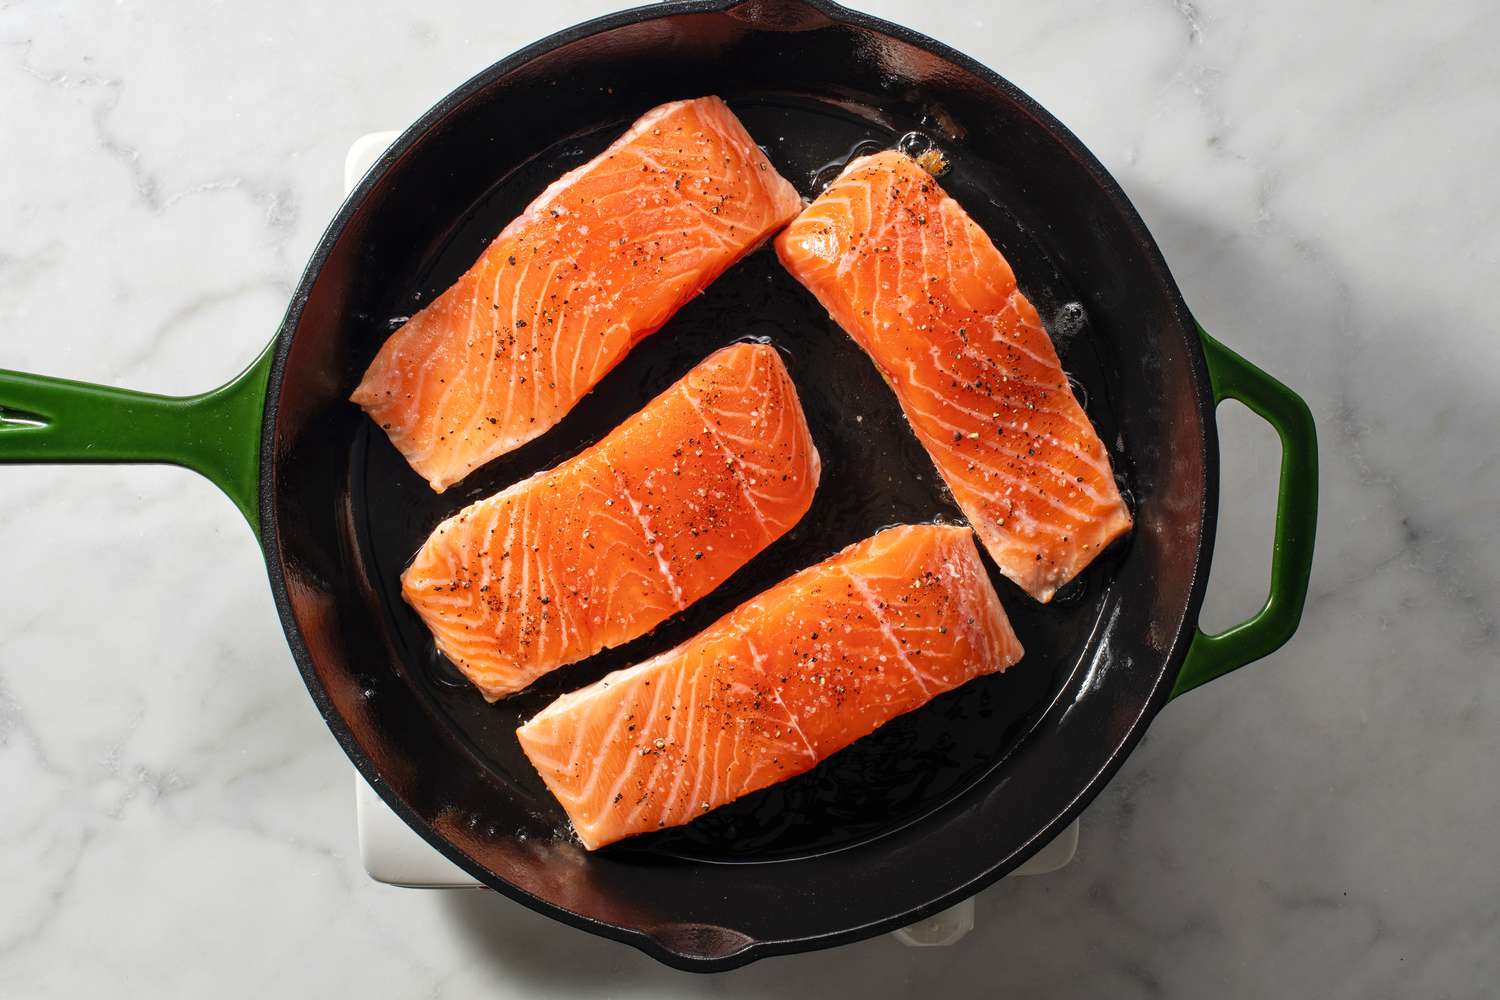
[807,130,951,194]
[351,96,1133,863]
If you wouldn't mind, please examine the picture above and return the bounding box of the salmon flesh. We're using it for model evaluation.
[353,96,803,491]
[517,523,1022,849]
[402,343,820,701]
[776,150,1131,601]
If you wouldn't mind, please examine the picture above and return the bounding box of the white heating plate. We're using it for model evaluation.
[344,132,1078,948]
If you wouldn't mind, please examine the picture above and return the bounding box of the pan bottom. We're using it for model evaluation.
[348,93,1132,865]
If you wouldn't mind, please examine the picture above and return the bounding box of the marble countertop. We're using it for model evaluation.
[2,1,1496,996]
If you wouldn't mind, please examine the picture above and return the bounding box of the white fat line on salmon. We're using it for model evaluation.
[632,147,673,176]
[490,660,547,701]
[537,526,582,663]
[903,384,1117,490]
[677,380,775,539]
[465,499,508,610]
[485,490,525,647]
[953,204,1007,297]
[603,457,685,610]
[525,257,566,419]
[581,317,625,391]
[937,446,1108,527]
[699,668,733,809]
[748,635,819,762]
[908,397,1110,515]
[694,101,771,206]
[809,200,863,280]
[882,196,913,319]
[488,247,538,449]
[551,294,585,407]
[711,435,816,508]
[900,380,1116,503]
[677,654,716,814]
[599,208,715,260]
[562,276,594,400]
[844,569,937,698]
[611,667,679,830]
[674,197,749,244]
[570,667,661,808]
[405,332,445,470]
[581,272,632,385]
[464,415,549,491]
[717,676,809,798]
[428,280,491,482]
[699,428,784,481]
[594,547,662,631]
[948,553,990,662]
[695,100,749,167]
[918,336,1083,410]
[906,368,1099,454]
[984,312,1067,374]
[652,245,720,284]
[955,545,1019,666]
[722,698,746,805]
[518,721,569,773]
[512,490,542,661]
[612,200,730,244]
[929,191,960,288]
[911,343,1100,437]
[961,217,1009,304]
[657,657,703,818]
[463,245,520,463]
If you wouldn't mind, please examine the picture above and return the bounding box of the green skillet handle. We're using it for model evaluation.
[0,343,274,536]
[1170,327,1318,698]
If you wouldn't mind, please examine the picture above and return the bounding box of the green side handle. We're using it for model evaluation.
[1170,326,1318,698]
[0,343,275,536]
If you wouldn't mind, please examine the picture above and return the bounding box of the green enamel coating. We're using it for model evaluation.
[0,342,274,535]
[1171,326,1319,698]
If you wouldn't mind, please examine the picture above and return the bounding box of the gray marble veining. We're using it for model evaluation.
[1,1,1496,996]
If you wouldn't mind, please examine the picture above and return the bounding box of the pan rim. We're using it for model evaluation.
[257,0,1219,971]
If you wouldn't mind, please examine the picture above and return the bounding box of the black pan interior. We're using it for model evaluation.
[354,96,1130,863]
[264,0,1212,969]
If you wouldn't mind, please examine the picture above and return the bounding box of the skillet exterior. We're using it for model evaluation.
[259,0,1217,971]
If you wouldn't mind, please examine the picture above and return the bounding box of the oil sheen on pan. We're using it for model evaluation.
[352,96,804,491]
[516,523,1022,849]
[777,150,1132,601]
[402,342,820,701]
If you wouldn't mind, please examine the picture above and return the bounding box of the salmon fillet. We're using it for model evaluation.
[516,523,1022,849]
[776,151,1132,601]
[403,343,819,701]
[352,96,803,491]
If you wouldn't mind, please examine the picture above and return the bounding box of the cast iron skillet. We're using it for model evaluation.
[0,0,1318,971]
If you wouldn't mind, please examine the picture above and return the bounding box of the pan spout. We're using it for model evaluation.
[646,923,758,968]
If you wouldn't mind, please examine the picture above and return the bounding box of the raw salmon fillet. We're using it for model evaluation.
[776,151,1132,601]
[517,523,1022,849]
[403,343,819,701]
[352,96,803,492]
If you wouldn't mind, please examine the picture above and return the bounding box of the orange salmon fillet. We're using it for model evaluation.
[403,343,819,701]
[352,96,803,491]
[776,151,1132,601]
[516,523,1021,849]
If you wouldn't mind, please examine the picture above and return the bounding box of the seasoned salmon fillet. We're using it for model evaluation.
[353,96,803,491]
[517,523,1022,849]
[402,343,819,701]
[776,151,1132,601]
